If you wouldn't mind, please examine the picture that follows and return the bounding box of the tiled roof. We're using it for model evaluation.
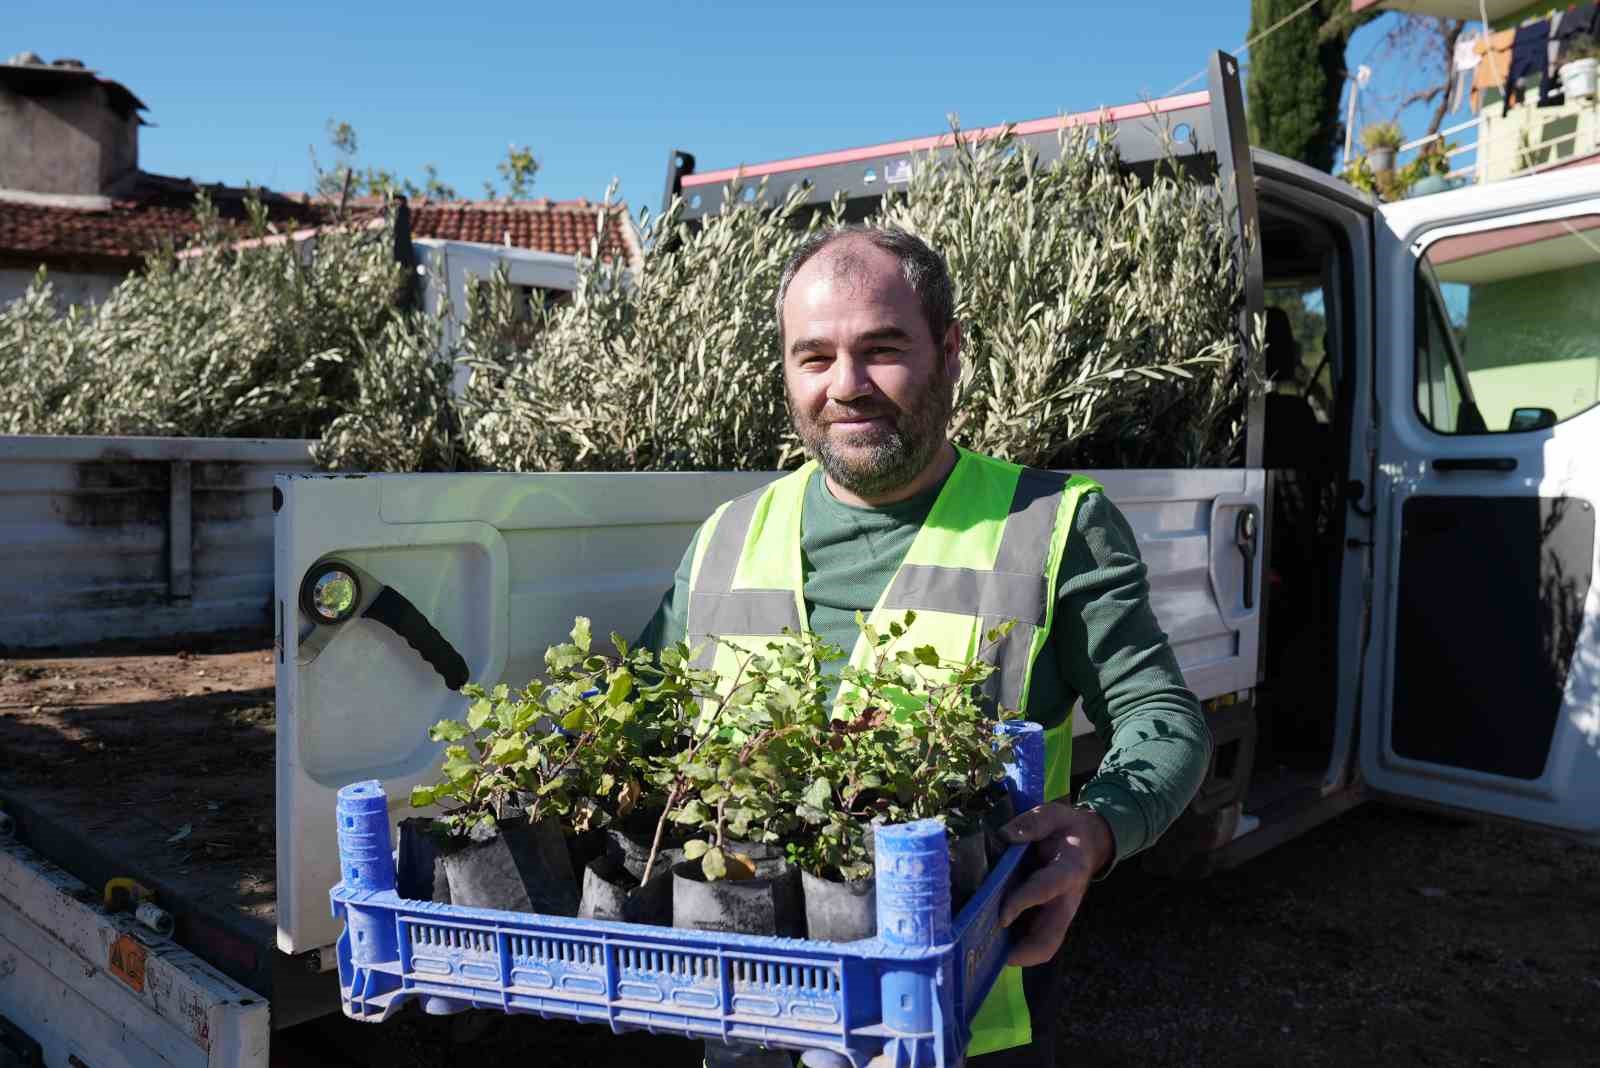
[408,199,640,267]
[0,179,641,270]
[0,174,328,269]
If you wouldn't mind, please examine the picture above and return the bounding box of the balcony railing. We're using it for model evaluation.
[1393,89,1599,190]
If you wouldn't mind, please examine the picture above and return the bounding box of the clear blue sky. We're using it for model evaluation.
[12,1,1440,216]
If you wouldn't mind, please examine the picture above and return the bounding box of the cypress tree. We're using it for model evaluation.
[1246,0,1359,172]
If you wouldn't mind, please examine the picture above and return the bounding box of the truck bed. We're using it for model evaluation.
[0,633,277,952]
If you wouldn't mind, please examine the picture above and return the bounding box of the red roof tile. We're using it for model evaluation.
[1,180,640,271]
[408,199,640,267]
[0,174,328,269]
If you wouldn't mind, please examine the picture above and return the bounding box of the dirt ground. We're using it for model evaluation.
[3,638,1597,1067]
[0,632,278,924]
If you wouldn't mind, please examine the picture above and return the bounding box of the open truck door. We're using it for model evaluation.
[1364,171,1600,840]
[274,53,1268,957]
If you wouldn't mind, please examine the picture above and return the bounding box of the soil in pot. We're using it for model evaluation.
[578,854,675,925]
[396,817,452,903]
[801,869,876,942]
[441,815,580,916]
[671,855,804,938]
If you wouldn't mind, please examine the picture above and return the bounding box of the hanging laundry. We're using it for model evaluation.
[1554,3,1599,63]
[1472,29,1515,113]
[1501,19,1552,115]
[1449,32,1480,114]
[1540,12,1569,106]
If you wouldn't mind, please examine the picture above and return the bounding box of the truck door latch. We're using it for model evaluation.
[296,560,470,690]
[1234,508,1259,610]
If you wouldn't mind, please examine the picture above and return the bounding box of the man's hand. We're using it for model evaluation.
[996,801,1115,967]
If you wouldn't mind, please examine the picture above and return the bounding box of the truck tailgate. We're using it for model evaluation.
[0,834,268,1067]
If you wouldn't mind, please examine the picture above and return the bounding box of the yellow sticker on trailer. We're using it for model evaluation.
[109,932,147,992]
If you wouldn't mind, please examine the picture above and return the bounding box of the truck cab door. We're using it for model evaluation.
[1365,172,1600,840]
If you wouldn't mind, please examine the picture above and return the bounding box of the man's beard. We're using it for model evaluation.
[787,364,954,500]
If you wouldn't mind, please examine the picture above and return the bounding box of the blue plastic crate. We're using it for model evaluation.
[330,721,1047,1067]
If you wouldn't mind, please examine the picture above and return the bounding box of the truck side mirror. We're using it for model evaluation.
[1508,407,1557,432]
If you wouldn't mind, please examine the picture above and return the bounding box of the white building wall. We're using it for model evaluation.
[0,265,122,310]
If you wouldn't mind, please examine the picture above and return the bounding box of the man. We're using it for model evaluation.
[639,225,1211,1066]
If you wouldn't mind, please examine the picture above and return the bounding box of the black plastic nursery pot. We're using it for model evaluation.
[950,827,990,913]
[606,808,682,879]
[671,853,804,939]
[801,869,876,942]
[674,846,804,1067]
[566,827,607,880]
[396,817,452,903]
[578,854,676,925]
[440,815,580,916]
[983,787,1017,864]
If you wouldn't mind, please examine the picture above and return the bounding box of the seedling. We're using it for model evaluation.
[408,617,659,842]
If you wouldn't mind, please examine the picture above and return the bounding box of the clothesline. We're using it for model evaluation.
[1445,3,1594,131]
[1162,0,1323,97]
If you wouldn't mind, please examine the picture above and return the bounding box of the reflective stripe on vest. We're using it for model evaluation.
[684,447,1101,1058]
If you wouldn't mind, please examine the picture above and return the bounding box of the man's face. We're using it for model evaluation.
[780,241,960,500]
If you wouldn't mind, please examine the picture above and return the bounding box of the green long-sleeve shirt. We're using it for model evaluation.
[637,466,1212,869]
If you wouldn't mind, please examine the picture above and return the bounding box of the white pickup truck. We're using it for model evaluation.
[1,52,1595,1067]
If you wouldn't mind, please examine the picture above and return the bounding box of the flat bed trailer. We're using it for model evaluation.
[0,639,337,1042]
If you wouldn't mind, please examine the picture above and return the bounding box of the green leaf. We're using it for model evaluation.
[681,838,709,860]
[672,800,709,825]
[560,707,587,732]
[488,737,526,764]
[984,620,1018,644]
[571,616,592,654]
[606,669,633,706]
[545,643,582,673]
[914,645,941,667]
[409,785,438,808]
[429,719,468,743]
[701,846,728,881]
[803,777,833,809]
[465,698,492,732]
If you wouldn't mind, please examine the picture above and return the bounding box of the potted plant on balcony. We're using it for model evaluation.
[1560,35,1599,100]
[1401,139,1458,197]
[1361,122,1404,175]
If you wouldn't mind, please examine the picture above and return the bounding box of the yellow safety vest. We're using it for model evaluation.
[685,446,1101,1057]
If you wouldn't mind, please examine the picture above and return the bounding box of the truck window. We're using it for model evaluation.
[1414,215,1600,435]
